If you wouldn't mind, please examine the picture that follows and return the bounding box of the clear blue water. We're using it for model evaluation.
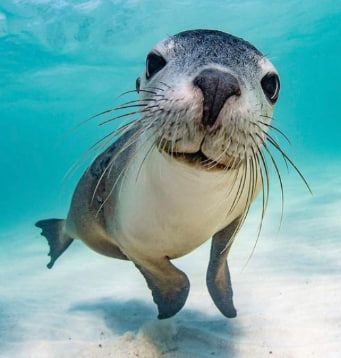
[1,1,341,356]
[0,0,340,232]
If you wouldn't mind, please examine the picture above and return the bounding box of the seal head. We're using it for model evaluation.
[137,29,280,170]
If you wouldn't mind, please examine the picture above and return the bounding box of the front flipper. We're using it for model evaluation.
[35,218,73,269]
[206,217,241,318]
[134,258,190,319]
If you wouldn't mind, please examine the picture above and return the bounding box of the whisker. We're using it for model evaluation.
[223,157,254,254]
[256,120,291,145]
[228,158,247,215]
[135,139,156,182]
[262,141,285,231]
[95,104,148,118]
[254,125,290,171]
[92,124,154,209]
[250,133,270,213]
[98,105,162,126]
[158,81,172,89]
[260,114,275,121]
[251,146,266,233]
[240,135,270,268]
[170,111,181,162]
[118,89,159,97]
[90,118,143,152]
[65,113,152,184]
[265,136,312,194]
[89,99,157,120]
[94,112,163,199]
[145,85,165,92]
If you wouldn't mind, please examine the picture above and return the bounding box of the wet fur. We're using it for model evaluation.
[36,30,310,319]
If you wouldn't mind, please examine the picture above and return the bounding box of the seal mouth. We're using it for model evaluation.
[163,149,238,171]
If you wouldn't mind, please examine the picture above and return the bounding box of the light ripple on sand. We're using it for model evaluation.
[1,168,341,357]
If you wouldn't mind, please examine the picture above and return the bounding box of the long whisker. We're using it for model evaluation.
[250,133,270,213]
[252,122,289,171]
[98,105,162,126]
[241,135,269,268]
[63,120,138,184]
[251,145,266,237]
[145,86,165,92]
[118,89,160,97]
[89,99,157,120]
[262,140,285,230]
[241,156,260,268]
[72,95,166,133]
[134,115,168,183]
[92,124,155,210]
[94,104,148,118]
[256,121,291,145]
[135,142,156,182]
[93,107,165,204]
[260,114,275,121]
[250,138,266,227]
[92,104,168,152]
[158,81,172,89]
[203,125,238,169]
[228,157,247,215]
[265,136,312,194]
[115,110,164,185]
[65,110,153,184]
[90,118,143,153]
[90,125,147,205]
[223,157,254,254]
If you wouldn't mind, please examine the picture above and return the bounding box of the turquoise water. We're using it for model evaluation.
[0,1,341,356]
[1,0,340,231]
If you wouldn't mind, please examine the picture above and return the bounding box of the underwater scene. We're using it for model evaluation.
[0,1,340,357]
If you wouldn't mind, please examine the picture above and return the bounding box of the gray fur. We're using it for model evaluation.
[137,29,276,165]
[35,219,73,269]
[36,29,280,319]
[206,217,241,318]
[135,260,190,319]
[142,29,263,92]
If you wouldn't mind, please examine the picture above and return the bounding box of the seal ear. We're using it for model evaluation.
[136,77,141,93]
[206,217,241,318]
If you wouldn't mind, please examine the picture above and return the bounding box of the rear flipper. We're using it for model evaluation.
[35,219,73,269]
[206,217,241,318]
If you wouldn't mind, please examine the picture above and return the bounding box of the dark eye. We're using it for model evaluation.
[261,73,280,104]
[146,52,167,79]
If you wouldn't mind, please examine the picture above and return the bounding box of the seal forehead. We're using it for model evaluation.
[174,29,261,55]
[158,29,264,77]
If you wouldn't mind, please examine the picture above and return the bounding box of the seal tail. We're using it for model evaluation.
[35,219,73,269]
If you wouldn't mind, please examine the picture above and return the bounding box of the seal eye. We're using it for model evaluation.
[146,52,167,80]
[261,73,280,104]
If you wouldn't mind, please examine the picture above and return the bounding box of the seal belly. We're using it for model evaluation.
[113,145,261,260]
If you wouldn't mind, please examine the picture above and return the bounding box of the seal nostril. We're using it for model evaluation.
[193,69,240,128]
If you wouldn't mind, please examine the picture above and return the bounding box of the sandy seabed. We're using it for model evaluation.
[1,170,340,358]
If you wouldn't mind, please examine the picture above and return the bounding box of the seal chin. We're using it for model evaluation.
[163,149,241,171]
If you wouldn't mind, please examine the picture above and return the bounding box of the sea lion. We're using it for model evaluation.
[36,29,283,319]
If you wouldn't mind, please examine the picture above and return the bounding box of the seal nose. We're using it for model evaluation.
[193,69,241,128]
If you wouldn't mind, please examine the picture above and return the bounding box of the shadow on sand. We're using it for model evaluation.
[71,298,241,357]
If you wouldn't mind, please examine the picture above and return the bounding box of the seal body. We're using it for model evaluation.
[36,29,280,319]
[113,138,260,260]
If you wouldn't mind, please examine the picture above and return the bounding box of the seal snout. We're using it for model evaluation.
[193,69,241,129]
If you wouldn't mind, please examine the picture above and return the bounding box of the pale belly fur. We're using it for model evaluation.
[109,140,261,260]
